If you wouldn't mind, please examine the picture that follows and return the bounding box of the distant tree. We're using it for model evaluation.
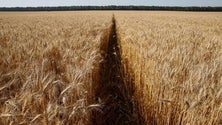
[0,6,221,11]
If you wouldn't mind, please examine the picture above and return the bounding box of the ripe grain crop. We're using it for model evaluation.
[1,11,222,125]
[0,12,112,125]
[115,11,222,125]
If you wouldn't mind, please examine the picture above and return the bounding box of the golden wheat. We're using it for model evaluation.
[0,11,112,125]
[1,11,222,125]
[116,11,222,125]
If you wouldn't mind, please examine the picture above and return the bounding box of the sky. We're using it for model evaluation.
[0,0,222,7]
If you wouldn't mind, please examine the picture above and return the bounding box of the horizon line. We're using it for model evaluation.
[1,5,222,8]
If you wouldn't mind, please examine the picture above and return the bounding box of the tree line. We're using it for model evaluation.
[0,6,221,11]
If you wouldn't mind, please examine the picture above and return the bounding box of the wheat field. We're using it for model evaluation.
[0,11,222,125]
[0,12,112,125]
[115,11,222,125]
